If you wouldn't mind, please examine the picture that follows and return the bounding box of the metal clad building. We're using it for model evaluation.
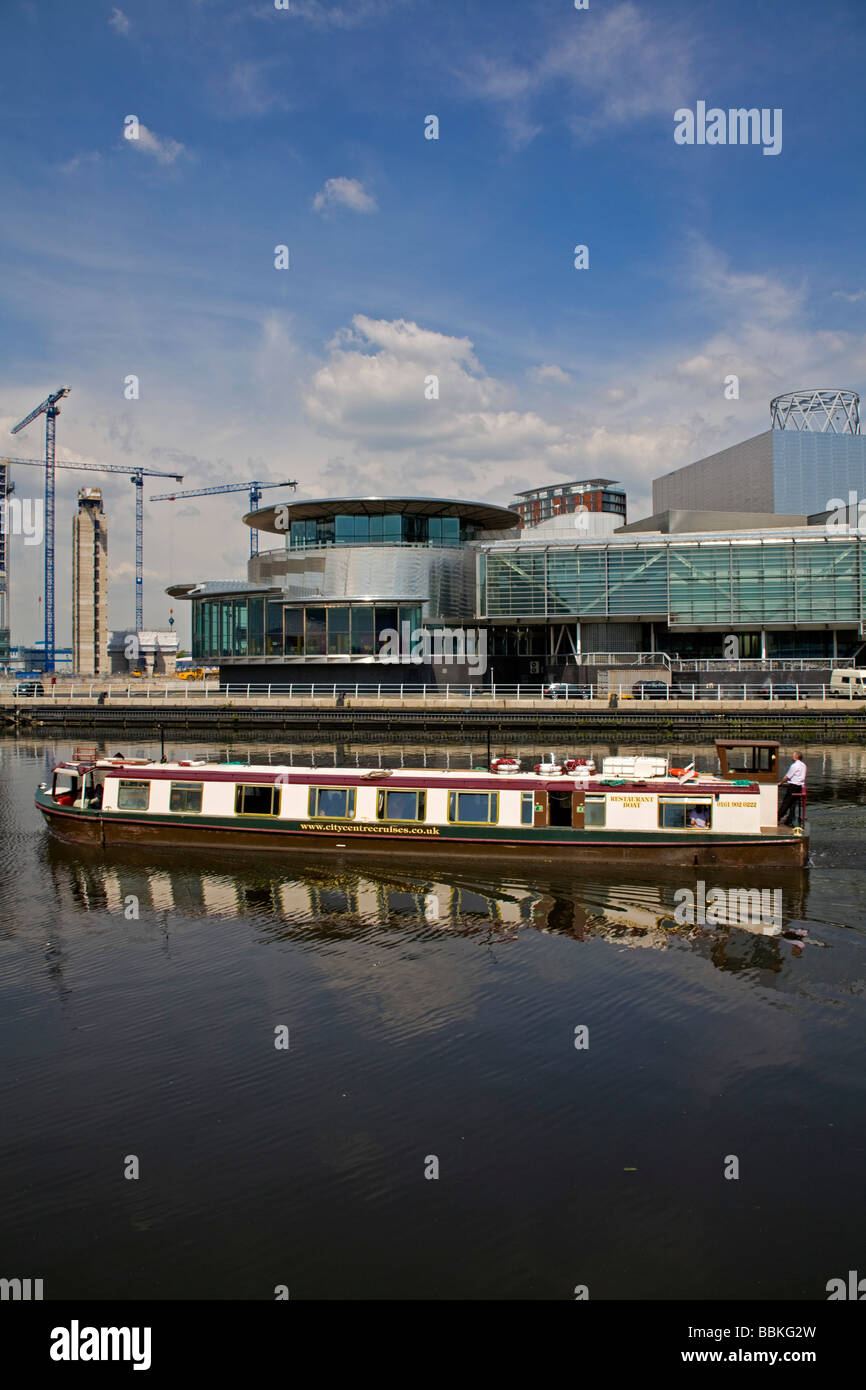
[653,389,865,517]
[171,495,517,683]
[653,432,775,513]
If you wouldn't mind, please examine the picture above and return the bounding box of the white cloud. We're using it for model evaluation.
[312,177,377,215]
[59,151,102,175]
[529,364,572,385]
[223,60,291,117]
[833,289,866,304]
[109,7,130,36]
[461,1,694,147]
[127,123,187,166]
[287,0,409,29]
[302,314,569,497]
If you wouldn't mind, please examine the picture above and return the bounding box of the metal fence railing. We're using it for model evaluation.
[2,680,866,702]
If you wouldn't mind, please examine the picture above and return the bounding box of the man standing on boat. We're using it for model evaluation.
[779,750,807,825]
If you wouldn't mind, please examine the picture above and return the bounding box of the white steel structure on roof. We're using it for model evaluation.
[770,388,860,435]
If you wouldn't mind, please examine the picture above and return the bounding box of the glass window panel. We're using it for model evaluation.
[584,795,605,827]
[170,782,203,813]
[304,607,327,655]
[658,799,712,829]
[327,607,350,655]
[308,786,356,819]
[248,598,264,656]
[448,791,498,824]
[235,784,280,816]
[428,517,441,542]
[376,789,426,821]
[283,608,303,656]
[398,606,421,633]
[383,513,402,541]
[521,791,534,825]
[233,599,248,655]
[606,548,668,617]
[441,516,459,544]
[219,599,233,657]
[351,606,375,655]
[335,515,354,543]
[266,601,284,656]
[353,515,369,542]
[485,551,547,616]
[117,779,150,810]
[369,514,383,543]
[375,608,399,646]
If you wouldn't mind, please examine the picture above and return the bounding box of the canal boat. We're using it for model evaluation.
[35,739,808,867]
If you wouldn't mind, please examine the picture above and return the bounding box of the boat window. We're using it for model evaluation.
[308,786,357,819]
[170,782,203,813]
[53,772,80,804]
[659,798,712,830]
[235,784,281,816]
[448,791,499,825]
[117,779,150,810]
[376,788,427,822]
[521,791,535,825]
[584,795,606,828]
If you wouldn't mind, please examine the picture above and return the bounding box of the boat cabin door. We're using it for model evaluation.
[536,788,585,828]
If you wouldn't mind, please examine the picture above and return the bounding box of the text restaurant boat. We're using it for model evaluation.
[35,740,808,867]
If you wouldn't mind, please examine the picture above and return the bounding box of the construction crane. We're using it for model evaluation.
[10,387,70,670]
[3,456,184,650]
[150,479,298,557]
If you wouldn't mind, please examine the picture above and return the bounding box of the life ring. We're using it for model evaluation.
[564,757,596,774]
[490,757,521,774]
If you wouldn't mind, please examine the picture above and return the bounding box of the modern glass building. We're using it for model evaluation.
[479,527,866,665]
[169,495,518,682]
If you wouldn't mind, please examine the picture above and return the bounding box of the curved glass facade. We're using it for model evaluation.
[480,535,866,626]
[288,513,474,548]
[193,598,423,660]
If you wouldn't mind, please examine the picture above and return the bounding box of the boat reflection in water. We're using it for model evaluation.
[42,836,811,976]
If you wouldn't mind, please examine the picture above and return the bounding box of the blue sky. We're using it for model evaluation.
[1,0,865,646]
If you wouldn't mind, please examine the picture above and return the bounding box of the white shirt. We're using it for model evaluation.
[784,759,807,787]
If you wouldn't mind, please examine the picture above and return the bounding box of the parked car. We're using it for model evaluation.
[756,681,803,700]
[693,683,754,699]
[14,680,45,697]
[542,682,593,700]
[631,680,671,700]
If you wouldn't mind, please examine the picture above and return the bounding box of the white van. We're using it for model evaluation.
[829,669,866,698]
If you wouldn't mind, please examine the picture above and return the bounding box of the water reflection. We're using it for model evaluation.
[41,834,811,978]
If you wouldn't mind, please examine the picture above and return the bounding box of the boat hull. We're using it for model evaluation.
[35,796,810,868]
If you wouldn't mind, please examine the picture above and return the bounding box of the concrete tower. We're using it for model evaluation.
[72,488,109,675]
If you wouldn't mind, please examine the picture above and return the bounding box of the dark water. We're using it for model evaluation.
[2,734,865,1301]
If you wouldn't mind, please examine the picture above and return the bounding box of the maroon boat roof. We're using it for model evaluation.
[91,765,754,794]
